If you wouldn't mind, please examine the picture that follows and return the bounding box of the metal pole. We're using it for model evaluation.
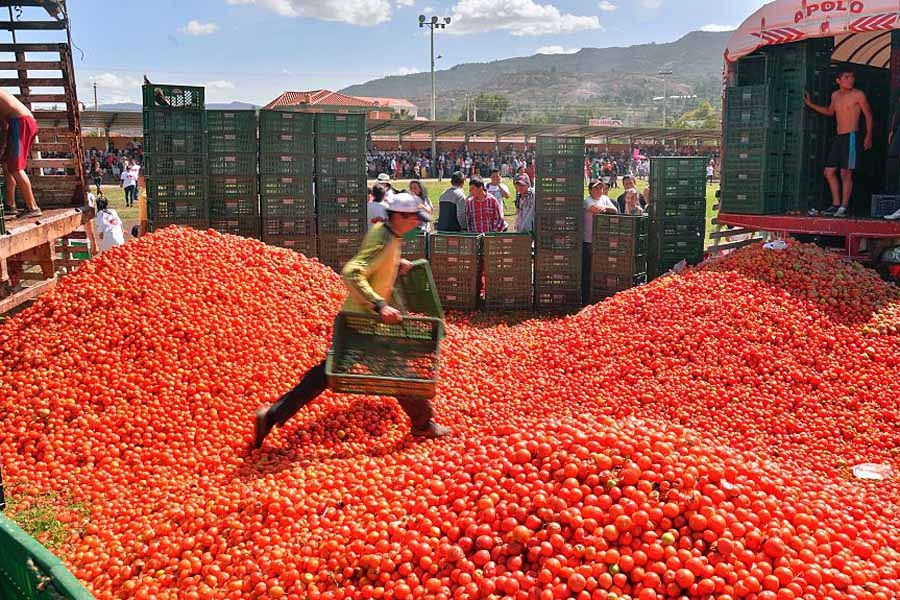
[430,25,436,176]
[93,82,98,110]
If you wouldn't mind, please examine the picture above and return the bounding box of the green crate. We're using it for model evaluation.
[317,155,367,177]
[208,153,257,176]
[395,258,443,319]
[590,272,647,302]
[259,110,315,135]
[659,218,706,239]
[260,174,313,197]
[264,217,316,237]
[260,195,314,219]
[401,232,428,261]
[535,288,581,312]
[316,113,366,136]
[149,198,208,221]
[209,216,261,238]
[317,194,366,218]
[592,234,649,256]
[535,250,581,276]
[317,213,366,235]
[144,132,205,155]
[536,194,582,215]
[143,83,204,109]
[319,233,363,271]
[482,232,532,258]
[143,108,206,133]
[433,272,480,311]
[208,175,257,198]
[650,157,708,180]
[649,175,707,199]
[0,514,95,600]
[484,272,533,311]
[657,238,704,256]
[326,313,442,399]
[317,134,366,156]
[536,155,583,174]
[146,176,206,201]
[591,253,647,277]
[593,214,649,237]
[653,200,707,219]
[431,254,480,276]
[209,196,258,218]
[207,110,257,133]
[536,213,581,235]
[149,218,209,232]
[146,154,206,177]
[263,233,317,256]
[208,130,258,154]
[537,232,580,252]
[259,153,315,176]
[317,176,367,199]
[430,233,481,256]
[725,84,770,109]
[535,270,579,289]
[260,131,315,154]
[536,136,585,156]
[537,176,584,196]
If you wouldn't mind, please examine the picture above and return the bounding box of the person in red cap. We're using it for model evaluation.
[0,90,41,218]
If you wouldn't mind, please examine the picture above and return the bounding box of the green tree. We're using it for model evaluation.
[673,100,719,129]
[458,93,510,122]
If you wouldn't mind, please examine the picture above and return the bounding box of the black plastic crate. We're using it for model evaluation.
[536,194,582,215]
[431,254,480,275]
[317,155,367,177]
[537,176,584,196]
[484,254,533,276]
[317,194,366,218]
[149,198,208,221]
[657,238,705,256]
[259,110,315,135]
[482,232,533,258]
[433,273,480,311]
[536,213,581,235]
[317,134,366,156]
[146,154,206,177]
[208,175,257,198]
[319,234,364,270]
[260,174,314,197]
[317,175,367,198]
[209,216,261,238]
[143,83,204,110]
[536,136,585,157]
[317,214,367,235]
[263,233,317,257]
[144,132,205,155]
[208,153,258,176]
[207,110,257,133]
[484,272,533,310]
[430,233,481,256]
[720,189,784,215]
[149,218,209,232]
[146,176,206,201]
[535,270,579,289]
[535,289,581,311]
[264,217,316,237]
[143,108,206,133]
[658,218,706,239]
[259,153,315,176]
[208,130,258,154]
[591,253,647,277]
[724,84,770,109]
[260,195,314,219]
[872,194,900,218]
[209,196,259,218]
[535,250,581,275]
[316,113,366,136]
[260,131,314,154]
[536,232,580,252]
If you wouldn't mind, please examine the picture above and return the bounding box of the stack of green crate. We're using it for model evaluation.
[259,110,316,256]
[429,233,482,311]
[534,136,584,311]
[649,157,707,278]
[142,84,208,231]
[207,110,260,238]
[402,231,428,261]
[316,113,367,271]
[482,232,533,310]
[591,214,648,302]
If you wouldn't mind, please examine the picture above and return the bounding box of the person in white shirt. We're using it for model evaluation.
[485,169,510,217]
[367,183,389,231]
[93,196,125,252]
[120,160,138,207]
[583,178,619,303]
[409,179,432,232]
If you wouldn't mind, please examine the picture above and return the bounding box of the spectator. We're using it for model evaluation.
[621,188,646,216]
[513,174,535,233]
[707,160,715,184]
[376,173,394,197]
[121,160,138,208]
[436,171,468,232]
[616,175,646,213]
[485,168,509,213]
[93,195,125,253]
[89,156,103,195]
[0,89,41,218]
[583,179,618,303]
[408,179,432,231]
[525,160,536,187]
[367,184,389,231]
[465,176,506,233]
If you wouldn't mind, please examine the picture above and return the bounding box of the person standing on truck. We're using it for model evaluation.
[0,89,41,218]
[803,68,873,218]
[253,193,451,448]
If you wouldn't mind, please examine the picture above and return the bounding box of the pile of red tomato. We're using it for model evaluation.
[2,227,900,599]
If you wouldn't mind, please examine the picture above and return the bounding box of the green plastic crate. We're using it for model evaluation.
[536,136,585,156]
[149,218,209,232]
[145,177,206,202]
[260,131,314,154]
[318,233,364,271]
[536,176,584,196]
[430,233,481,256]
[316,155,366,178]
[536,213,581,235]
[593,214,649,237]
[259,110,315,135]
[143,108,206,133]
[534,250,581,276]
[650,157,708,180]
[263,217,315,237]
[317,134,366,156]
[209,216,261,238]
[209,196,259,218]
[207,130,258,154]
[149,198,208,221]
[317,176,367,199]
[317,214,366,235]
[433,272,480,311]
[535,288,581,312]
[263,233,317,256]
[206,110,257,133]
[208,175,257,199]
[316,113,366,136]
[144,132,205,155]
[145,154,206,177]
[0,514,94,600]
[401,232,428,261]
[260,196,314,219]
[536,155,583,174]
[208,153,257,176]
[484,272,533,311]
[142,83,204,109]
[259,154,315,176]
[395,259,444,319]
[536,232,580,252]
[536,194,582,216]
[326,313,442,399]
[590,272,647,302]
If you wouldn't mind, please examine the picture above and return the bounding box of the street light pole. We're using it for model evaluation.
[658,70,673,128]
[420,14,450,177]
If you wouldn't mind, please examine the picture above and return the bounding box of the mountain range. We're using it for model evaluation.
[341,31,730,124]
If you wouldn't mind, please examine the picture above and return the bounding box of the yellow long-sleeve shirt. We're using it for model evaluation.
[340,223,402,314]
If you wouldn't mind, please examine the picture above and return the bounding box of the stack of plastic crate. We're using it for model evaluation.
[649,157,707,278]
[482,233,533,310]
[402,231,428,261]
[259,110,317,256]
[429,233,482,311]
[316,113,367,271]
[142,84,207,230]
[534,136,584,311]
[590,214,648,302]
[207,110,259,238]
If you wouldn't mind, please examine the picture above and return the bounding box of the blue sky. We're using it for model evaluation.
[54,0,765,107]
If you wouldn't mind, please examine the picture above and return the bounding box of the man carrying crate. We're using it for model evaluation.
[253,193,451,448]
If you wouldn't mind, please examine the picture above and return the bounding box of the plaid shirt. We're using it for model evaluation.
[466,193,506,233]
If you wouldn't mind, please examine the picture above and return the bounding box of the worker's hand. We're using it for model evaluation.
[803,90,811,106]
[398,259,413,275]
[865,135,873,151]
[379,305,402,325]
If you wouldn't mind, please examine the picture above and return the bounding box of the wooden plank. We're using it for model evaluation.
[32,142,72,153]
[0,21,67,31]
[0,60,62,70]
[0,277,56,314]
[35,127,75,138]
[0,77,65,87]
[28,158,74,169]
[708,238,764,253]
[708,228,754,240]
[0,43,64,53]
[0,208,92,259]
[34,110,69,121]
[16,93,66,103]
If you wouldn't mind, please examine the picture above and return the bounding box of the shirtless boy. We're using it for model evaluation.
[804,68,873,218]
[0,89,41,219]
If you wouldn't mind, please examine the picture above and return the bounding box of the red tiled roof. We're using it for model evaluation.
[354,96,418,110]
[264,89,378,110]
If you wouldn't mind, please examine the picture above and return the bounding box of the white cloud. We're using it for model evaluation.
[598,0,617,11]
[423,5,434,11]
[396,0,415,6]
[205,80,236,90]
[536,45,580,54]
[638,0,663,8]
[180,20,219,35]
[227,0,392,25]
[700,23,736,32]
[449,0,601,36]
[392,66,421,76]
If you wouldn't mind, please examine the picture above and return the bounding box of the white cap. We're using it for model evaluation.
[376,173,391,183]
[386,192,431,222]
